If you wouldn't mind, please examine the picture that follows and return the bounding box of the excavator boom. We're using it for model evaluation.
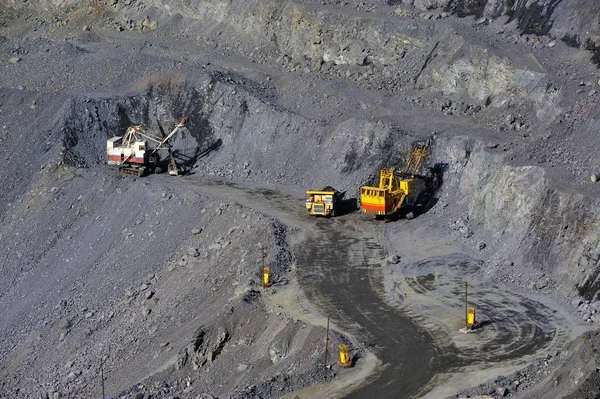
[152,116,189,154]
[402,141,430,178]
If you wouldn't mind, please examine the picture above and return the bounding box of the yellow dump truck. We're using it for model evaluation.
[360,141,432,218]
[306,186,345,217]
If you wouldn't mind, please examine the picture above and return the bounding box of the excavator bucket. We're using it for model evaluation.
[168,160,180,176]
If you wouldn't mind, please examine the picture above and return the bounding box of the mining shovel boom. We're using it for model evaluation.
[155,117,189,176]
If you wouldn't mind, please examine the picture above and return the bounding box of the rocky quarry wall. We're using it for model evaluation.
[57,73,419,191]
[9,0,600,59]
[8,0,600,137]
[437,136,600,302]
[52,69,600,309]
[86,0,600,185]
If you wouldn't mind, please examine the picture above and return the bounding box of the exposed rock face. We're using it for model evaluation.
[482,0,506,19]
[413,0,452,11]
[268,337,290,364]
[5,0,600,102]
[551,0,600,54]
[414,40,550,113]
[438,136,600,300]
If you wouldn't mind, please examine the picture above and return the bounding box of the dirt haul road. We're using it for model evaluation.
[160,174,582,398]
[295,221,449,398]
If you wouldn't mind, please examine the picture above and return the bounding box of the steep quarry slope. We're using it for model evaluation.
[0,86,347,399]
[0,0,600,398]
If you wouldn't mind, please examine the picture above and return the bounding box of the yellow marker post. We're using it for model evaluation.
[324,315,330,366]
[262,266,272,287]
[460,283,481,333]
[464,282,469,329]
[467,306,476,326]
[337,344,352,368]
[261,250,272,288]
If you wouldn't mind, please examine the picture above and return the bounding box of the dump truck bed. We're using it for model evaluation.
[306,186,345,198]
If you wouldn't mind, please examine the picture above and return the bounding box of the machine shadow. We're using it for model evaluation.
[171,138,223,175]
[336,198,359,216]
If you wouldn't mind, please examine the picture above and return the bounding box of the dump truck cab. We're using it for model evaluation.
[306,186,345,217]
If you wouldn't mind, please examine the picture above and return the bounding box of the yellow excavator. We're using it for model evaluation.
[360,141,436,218]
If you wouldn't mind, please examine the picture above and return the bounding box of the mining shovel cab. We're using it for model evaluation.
[360,141,432,218]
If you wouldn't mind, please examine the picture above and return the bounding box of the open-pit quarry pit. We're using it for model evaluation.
[1,1,600,398]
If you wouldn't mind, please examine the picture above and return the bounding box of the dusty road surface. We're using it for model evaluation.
[175,177,449,396]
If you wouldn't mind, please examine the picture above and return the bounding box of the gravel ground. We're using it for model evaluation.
[1,1,600,398]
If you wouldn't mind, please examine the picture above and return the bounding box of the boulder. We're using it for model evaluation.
[177,256,189,267]
[387,253,401,264]
[535,279,548,289]
[590,301,600,311]
[413,0,451,10]
[483,0,505,19]
[268,338,290,364]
